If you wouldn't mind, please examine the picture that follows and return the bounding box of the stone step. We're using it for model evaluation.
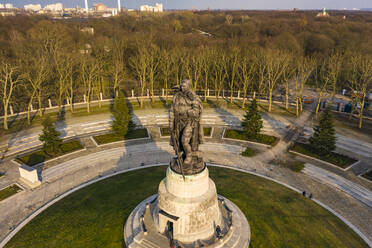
[141,238,161,248]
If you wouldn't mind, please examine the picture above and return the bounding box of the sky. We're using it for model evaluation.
[8,0,372,10]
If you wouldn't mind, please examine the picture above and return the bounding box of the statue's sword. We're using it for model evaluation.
[172,122,185,181]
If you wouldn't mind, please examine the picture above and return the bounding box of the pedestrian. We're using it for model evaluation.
[170,239,175,248]
[302,191,306,196]
[309,193,313,199]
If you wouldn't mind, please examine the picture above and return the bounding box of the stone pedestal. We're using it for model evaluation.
[124,166,251,248]
[154,167,222,243]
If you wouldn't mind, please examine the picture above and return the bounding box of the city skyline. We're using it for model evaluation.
[7,0,372,10]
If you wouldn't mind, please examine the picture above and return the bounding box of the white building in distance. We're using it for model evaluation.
[5,3,13,8]
[140,3,163,12]
[0,4,4,8]
[44,3,63,12]
[24,4,42,12]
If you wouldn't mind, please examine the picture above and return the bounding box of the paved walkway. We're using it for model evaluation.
[0,142,371,246]
[0,108,289,158]
[303,163,372,207]
[0,105,371,246]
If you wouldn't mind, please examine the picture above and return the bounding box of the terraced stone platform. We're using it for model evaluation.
[124,195,250,248]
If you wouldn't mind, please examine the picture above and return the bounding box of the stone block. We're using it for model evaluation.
[19,165,41,188]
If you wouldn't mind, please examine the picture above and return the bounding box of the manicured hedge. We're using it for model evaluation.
[0,184,22,201]
[241,147,259,157]
[224,129,279,146]
[291,142,357,169]
[17,140,84,167]
[362,171,372,181]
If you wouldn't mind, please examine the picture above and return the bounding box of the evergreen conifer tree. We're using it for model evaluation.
[242,99,263,138]
[112,91,132,137]
[309,107,336,155]
[39,115,62,153]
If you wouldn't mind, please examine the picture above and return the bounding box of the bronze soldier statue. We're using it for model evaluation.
[169,79,205,176]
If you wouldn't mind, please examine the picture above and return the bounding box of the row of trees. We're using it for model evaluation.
[0,15,371,130]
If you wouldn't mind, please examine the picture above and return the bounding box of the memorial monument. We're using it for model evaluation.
[124,80,250,247]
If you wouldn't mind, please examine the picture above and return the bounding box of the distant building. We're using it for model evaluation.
[316,7,329,17]
[107,8,118,16]
[0,4,4,8]
[94,3,107,12]
[5,3,13,8]
[24,4,42,12]
[44,3,63,12]
[140,3,163,12]
[81,27,94,35]
[0,8,16,16]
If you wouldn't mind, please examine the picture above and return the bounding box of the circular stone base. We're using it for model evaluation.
[124,194,250,248]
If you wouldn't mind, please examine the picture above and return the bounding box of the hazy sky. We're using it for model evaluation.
[9,0,372,10]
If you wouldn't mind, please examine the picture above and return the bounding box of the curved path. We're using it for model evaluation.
[0,142,371,247]
[0,107,371,246]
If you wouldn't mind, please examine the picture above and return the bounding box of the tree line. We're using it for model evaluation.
[0,11,371,130]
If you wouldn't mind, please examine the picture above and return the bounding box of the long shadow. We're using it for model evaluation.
[55,106,67,138]
[207,98,241,130]
[115,91,174,248]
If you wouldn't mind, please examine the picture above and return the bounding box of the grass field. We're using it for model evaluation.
[93,129,149,145]
[0,184,22,202]
[4,166,368,248]
[17,140,84,167]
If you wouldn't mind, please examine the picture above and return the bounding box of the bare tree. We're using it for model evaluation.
[264,50,290,112]
[212,50,228,102]
[80,56,101,113]
[182,51,203,90]
[201,48,213,102]
[253,49,267,99]
[348,54,372,128]
[314,60,331,117]
[23,50,50,122]
[0,62,22,130]
[281,56,296,110]
[159,49,173,103]
[148,44,160,101]
[130,44,148,108]
[227,47,240,103]
[238,51,255,108]
[328,52,343,104]
[64,54,78,112]
[110,39,126,95]
[29,21,69,110]
[294,56,316,116]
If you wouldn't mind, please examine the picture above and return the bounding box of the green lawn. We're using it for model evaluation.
[270,158,305,173]
[362,171,372,181]
[224,129,279,146]
[291,143,357,169]
[0,112,59,136]
[17,140,84,167]
[0,184,22,202]
[93,129,149,145]
[160,127,212,137]
[4,166,368,248]
[71,105,111,118]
